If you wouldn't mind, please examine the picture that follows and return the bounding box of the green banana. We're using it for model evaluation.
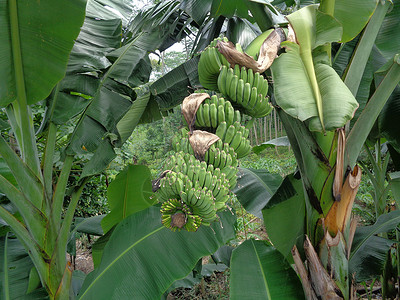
[248,87,258,110]
[253,72,260,90]
[215,121,227,140]
[233,110,241,124]
[219,150,227,169]
[224,125,236,144]
[217,104,225,124]
[217,65,228,95]
[242,82,252,106]
[213,148,221,168]
[234,64,241,77]
[236,79,245,106]
[240,66,247,82]
[209,103,218,128]
[225,68,234,94]
[208,47,222,74]
[198,167,206,187]
[203,171,213,190]
[202,103,211,127]
[247,68,254,87]
[224,103,234,126]
[195,106,205,128]
[259,78,269,99]
[229,75,239,102]
[230,131,242,151]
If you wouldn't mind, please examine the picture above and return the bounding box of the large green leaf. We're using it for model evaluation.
[389,172,400,205]
[0,0,86,107]
[0,235,34,299]
[211,0,252,19]
[150,57,200,111]
[334,0,377,43]
[229,239,304,299]
[262,174,305,258]
[349,210,400,282]
[346,55,400,168]
[233,168,282,219]
[226,17,260,50]
[178,0,213,25]
[271,42,358,132]
[272,5,359,132]
[379,86,400,152]
[375,0,400,61]
[245,0,286,31]
[101,165,155,233]
[126,1,193,52]
[73,215,105,236]
[342,0,390,98]
[86,0,135,28]
[78,206,235,299]
[117,91,152,143]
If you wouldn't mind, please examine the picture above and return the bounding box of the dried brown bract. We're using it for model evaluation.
[182,93,210,132]
[216,28,286,73]
[189,130,220,160]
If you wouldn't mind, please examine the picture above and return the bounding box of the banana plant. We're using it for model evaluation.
[92,0,399,298]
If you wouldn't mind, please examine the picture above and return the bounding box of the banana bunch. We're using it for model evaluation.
[158,34,277,232]
[195,95,241,129]
[198,37,230,91]
[217,64,273,117]
[157,170,223,230]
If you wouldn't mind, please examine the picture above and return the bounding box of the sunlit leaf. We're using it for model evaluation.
[101,165,154,233]
[230,239,304,299]
[78,207,235,299]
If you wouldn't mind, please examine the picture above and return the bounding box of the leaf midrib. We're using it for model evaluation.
[251,240,271,299]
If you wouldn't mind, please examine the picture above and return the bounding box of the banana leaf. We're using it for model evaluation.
[271,5,358,132]
[78,206,235,299]
[375,0,400,61]
[226,17,260,50]
[262,174,305,258]
[379,85,400,153]
[85,0,135,27]
[101,165,155,233]
[0,0,86,107]
[212,245,234,267]
[349,210,400,282]
[333,0,377,43]
[150,57,200,111]
[252,136,290,154]
[233,168,282,219]
[211,0,252,19]
[0,235,35,299]
[229,239,304,299]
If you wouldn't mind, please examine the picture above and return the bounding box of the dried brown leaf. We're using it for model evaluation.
[304,236,343,299]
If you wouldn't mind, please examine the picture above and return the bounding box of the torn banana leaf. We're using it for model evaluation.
[271,41,358,132]
[271,5,358,132]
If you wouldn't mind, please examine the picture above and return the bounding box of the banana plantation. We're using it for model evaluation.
[1,0,400,299]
